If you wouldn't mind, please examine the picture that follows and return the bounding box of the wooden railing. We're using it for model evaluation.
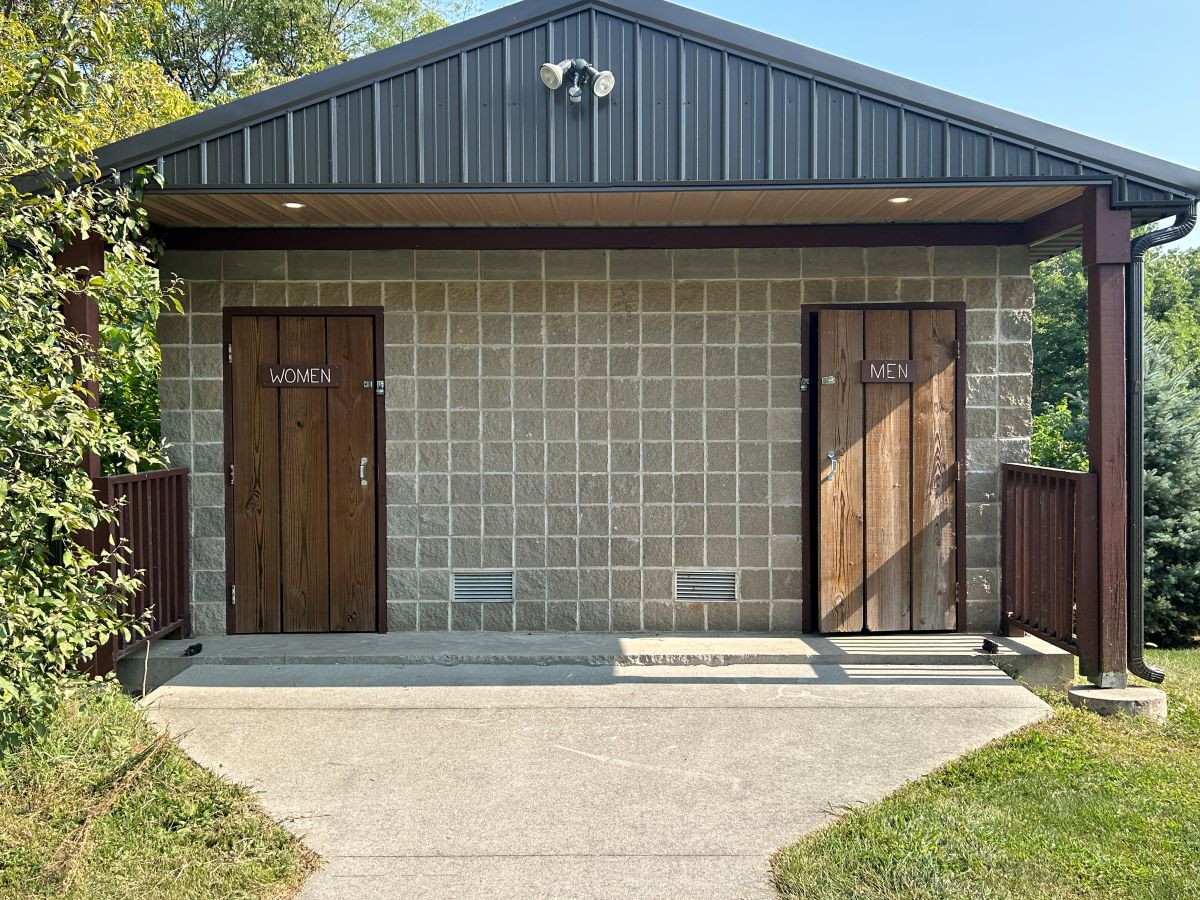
[1002,464,1098,665]
[94,468,190,670]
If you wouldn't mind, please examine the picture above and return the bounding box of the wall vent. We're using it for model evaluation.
[674,569,738,603]
[452,569,514,603]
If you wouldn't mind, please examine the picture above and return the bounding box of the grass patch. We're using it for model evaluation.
[0,685,316,899]
[772,650,1200,900]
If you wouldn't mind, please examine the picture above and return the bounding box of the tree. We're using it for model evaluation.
[1031,249,1088,412]
[1,2,169,742]
[1141,331,1200,645]
[145,0,479,104]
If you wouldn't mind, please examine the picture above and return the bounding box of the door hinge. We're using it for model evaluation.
[228,463,235,485]
[227,343,233,364]
[230,585,237,607]
[953,339,962,360]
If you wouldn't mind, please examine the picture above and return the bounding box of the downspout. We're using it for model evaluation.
[1126,203,1197,683]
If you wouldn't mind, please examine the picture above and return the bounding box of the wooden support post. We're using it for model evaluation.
[55,235,110,675]
[1081,186,1130,687]
[54,234,105,480]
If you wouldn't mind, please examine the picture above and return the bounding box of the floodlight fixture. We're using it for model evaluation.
[538,57,616,102]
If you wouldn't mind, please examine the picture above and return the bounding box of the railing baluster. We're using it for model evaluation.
[1002,464,1096,656]
[89,467,190,672]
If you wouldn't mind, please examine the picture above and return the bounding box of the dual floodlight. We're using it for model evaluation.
[539,57,616,103]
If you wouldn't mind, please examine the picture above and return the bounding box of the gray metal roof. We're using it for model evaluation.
[97,0,1200,206]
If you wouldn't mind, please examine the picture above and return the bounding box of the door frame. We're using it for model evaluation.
[221,306,388,635]
[800,303,967,634]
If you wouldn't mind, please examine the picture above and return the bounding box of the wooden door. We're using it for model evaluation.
[228,314,379,633]
[815,308,959,633]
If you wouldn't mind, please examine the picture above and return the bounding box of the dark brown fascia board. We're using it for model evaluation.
[93,0,1200,198]
[161,222,1030,251]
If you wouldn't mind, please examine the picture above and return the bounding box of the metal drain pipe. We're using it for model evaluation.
[1126,204,1197,683]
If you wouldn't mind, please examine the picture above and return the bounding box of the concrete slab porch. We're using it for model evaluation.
[118,631,1071,693]
[143,662,1051,899]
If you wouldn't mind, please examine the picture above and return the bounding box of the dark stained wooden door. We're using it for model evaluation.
[816,308,959,633]
[228,314,378,633]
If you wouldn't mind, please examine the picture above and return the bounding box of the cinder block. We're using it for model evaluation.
[287,250,350,280]
[866,246,930,277]
[415,250,479,280]
[932,246,998,276]
[352,250,415,280]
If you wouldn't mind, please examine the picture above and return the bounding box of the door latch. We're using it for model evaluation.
[824,451,838,482]
[800,377,810,392]
[359,457,369,486]
[364,379,385,395]
[821,375,837,385]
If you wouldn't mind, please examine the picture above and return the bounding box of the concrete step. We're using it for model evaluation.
[117,631,1071,694]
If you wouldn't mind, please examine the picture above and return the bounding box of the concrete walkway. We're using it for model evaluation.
[144,661,1048,899]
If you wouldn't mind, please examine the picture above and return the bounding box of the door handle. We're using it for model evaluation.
[825,451,838,482]
[359,457,369,486]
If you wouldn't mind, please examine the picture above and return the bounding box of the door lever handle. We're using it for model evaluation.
[359,457,369,486]
[825,451,838,483]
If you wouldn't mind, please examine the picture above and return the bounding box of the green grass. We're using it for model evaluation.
[772,650,1200,900]
[0,686,316,900]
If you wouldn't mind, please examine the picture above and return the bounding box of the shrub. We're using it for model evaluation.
[1,4,166,744]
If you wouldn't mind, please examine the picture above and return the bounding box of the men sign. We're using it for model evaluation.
[860,359,916,383]
[258,363,343,388]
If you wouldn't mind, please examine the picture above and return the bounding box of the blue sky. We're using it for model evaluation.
[486,0,1200,246]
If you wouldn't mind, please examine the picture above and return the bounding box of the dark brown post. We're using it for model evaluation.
[1081,186,1130,687]
[54,234,105,480]
[55,235,111,674]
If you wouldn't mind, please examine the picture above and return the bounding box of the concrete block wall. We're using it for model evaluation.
[158,245,1033,635]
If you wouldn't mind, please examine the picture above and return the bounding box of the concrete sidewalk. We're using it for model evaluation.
[120,631,1073,692]
[144,662,1049,899]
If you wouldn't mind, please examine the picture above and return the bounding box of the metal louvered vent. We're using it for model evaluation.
[674,569,738,603]
[452,569,514,603]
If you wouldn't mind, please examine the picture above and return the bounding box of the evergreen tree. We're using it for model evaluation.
[1141,333,1200,645]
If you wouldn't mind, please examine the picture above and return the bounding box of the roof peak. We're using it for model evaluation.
[96,0,1198,199]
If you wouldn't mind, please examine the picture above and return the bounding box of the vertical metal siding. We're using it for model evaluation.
[291,102,332,184]
[814,83,854,179]
[994,139,1033,177]
[725,55,767,179]
[549,12,592,183]
[506,24,550,182]
[335,87,375,184]
[859,97,900,179]
[902,111,944,178]
[947,124,988,177]
[248,116,288,184]
[638,25,679,181]
[1037,152,1080,177]
[463,41,505,183]
[594,12,637,182]
[126,4,1190,203]
[769,70,811,180]
[205,131,244,184]
[378,72,420,183]
[421,57,462,183]
[680,41,722,180]
[162,146,201,185]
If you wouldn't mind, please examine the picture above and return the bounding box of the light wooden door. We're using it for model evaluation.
[816,308,958,633]
[229,314,378,633]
